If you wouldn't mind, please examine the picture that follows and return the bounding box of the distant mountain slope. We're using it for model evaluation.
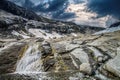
[0,0,105,40]
[0,0,45,21]
[8,0,119,27]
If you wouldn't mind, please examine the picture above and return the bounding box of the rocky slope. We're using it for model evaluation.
[0,28,120,80]
[0,2,104,40]
[0,0,45,21]
[0,1,120,80]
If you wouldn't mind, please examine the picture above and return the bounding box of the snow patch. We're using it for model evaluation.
[12,30,30,39]
[94,26,120,35]
[28,29,62,39]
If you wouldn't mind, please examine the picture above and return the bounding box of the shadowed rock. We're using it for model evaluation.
[0,42,26,74]
[0,0,44,21]
[109,22,120,28]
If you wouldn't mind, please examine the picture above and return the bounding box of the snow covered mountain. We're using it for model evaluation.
[8,0,119,27]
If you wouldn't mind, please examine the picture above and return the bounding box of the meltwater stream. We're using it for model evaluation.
[16,43,43,73]
[13,41,53,80]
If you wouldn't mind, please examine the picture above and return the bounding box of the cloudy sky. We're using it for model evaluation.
[9,0,120,27]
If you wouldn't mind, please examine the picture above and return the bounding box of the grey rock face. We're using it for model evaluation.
[0,16,27,29]
[52,43,66,54]
[71,48,89,63]
[41,41,52,56]
[104,47,120,77]
[80,63,92,75]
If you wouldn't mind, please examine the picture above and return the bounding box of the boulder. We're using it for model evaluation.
[104,57,120,77]
[65,43,80,51]
[52,41,79,54]
[71,48,89,63]
[52,43,66,54]
[80,63,92,75]
[104,47,120,77]
[41,41,52,56]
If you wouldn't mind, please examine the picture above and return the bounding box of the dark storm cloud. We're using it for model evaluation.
[52,11,75,19]
[47,0,68,11]
[34,0,75,19]
[73,0,85,4]
[87,0,120,18]
[8,0,76,19]
[34,0,67,12]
